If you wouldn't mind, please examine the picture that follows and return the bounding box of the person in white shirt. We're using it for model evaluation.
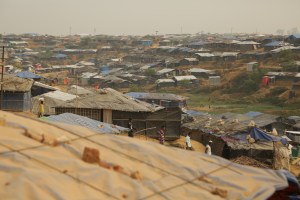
[185,132,192,150]
[205,140,212,155]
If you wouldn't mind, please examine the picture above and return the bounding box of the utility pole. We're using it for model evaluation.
[0,46,5,110]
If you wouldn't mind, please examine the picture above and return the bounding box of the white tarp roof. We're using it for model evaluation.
[188,68,212,73]
[81,72,98,78]
[271,46,296,53]
[0,110,289,200]
[173,75,197,81]
[184,58,198,62]
[157,68,175,75]
[195,53,215,57]
[43,90,77,101]
[76,61,95,66]
[155,79,175,84]
[286,131,300,135]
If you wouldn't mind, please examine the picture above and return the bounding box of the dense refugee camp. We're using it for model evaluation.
[1,0,300,199]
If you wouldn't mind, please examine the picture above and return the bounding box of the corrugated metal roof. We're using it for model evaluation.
[127,92,187,101]
[33,82,59,91]
[45,113,128,134]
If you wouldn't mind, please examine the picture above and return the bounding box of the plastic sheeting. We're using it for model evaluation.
[250,127,288,145]
[0,111,293,200]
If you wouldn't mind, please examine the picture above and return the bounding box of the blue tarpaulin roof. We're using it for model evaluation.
[250,127,287,145]
[289,34,300,39]
[52,53,67,59]
[264,40,282,47]
[245,111,263,118]
[44,113,128,134]
[126,92,148,99]
[16,71,42,79]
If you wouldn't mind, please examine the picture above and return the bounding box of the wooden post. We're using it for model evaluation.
[0,46,5,110]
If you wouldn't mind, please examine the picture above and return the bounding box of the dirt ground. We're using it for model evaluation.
[290,165,300,177]
[118,134,205,153]
[290,158,300,177]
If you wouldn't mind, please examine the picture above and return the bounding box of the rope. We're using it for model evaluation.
[1,113,243,199]
[141,162,234,200]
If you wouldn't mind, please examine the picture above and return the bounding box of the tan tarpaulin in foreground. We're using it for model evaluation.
[0,111,288,200]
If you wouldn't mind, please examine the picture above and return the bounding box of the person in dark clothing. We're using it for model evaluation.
[128,118,134,137]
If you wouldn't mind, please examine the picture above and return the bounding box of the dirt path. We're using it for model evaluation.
[118,134,205,153]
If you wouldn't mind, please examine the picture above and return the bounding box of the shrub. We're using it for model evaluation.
[225,70,264,94]
[259,96,283,106]
[129,85,140,92]
[270,87,288,96]
[144,68,156,77]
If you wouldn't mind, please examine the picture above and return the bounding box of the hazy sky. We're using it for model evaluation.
[1,0,300,36]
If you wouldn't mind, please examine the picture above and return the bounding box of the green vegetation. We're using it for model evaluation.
[39,50,53,59]
[223,71,264,94]
[144,68,156,77]
[80,37,92,47]
[178,79,190,88]
[162,87,299,116]
[270,87,288,96]
[279,49,294,63]
[282,61,298,72]
[129,84,141,92]
[259,96,283,106]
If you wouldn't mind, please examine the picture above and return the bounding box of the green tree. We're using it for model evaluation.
[144,68,156,77]
[282,61,297,72]
[179,79,190,88]
[226,70,263,94]
[39,50,53,59]
[279,49,294,63]
[80,37,92,47]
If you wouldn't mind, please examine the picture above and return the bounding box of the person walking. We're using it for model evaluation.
[158,126,166,145]
[205,140,212,155]
[185,132,192,150]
